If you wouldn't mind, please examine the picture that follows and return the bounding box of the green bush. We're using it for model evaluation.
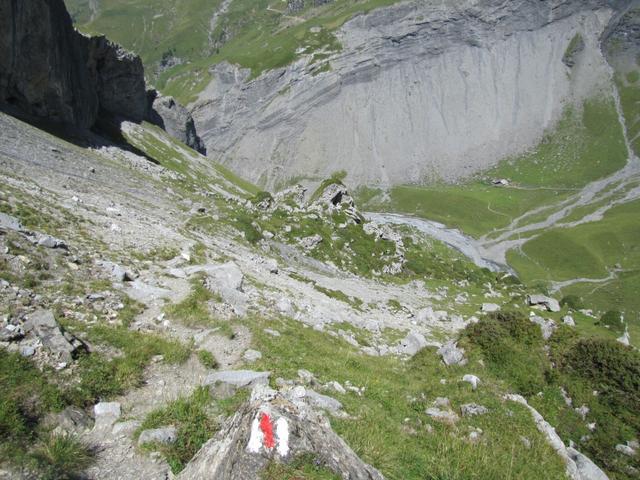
[560,295,583,310]
[465,311,548,395]
[234,213,263,244]
[561,339,640,419]
[599,310,624,333]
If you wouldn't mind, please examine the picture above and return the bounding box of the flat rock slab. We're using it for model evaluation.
[205,370,271,389]
[26,309,77,362]
[0,212,22,231]
[138,426,178,446]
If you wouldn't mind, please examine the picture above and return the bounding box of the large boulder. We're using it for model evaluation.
[177,386,383,480]
[437,340,466,366]
[527,294,561,312]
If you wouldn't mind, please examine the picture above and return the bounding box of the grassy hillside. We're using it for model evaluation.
[65,0,405,103]
[381,97,626,238]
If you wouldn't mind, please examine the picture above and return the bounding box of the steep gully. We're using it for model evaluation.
[370,52,640,285]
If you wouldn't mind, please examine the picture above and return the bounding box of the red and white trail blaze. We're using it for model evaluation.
[247,411,290,457]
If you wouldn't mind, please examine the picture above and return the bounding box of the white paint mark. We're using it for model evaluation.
[275,417,290,457]
[247,415,263,453]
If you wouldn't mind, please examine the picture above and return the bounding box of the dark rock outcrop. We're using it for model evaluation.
[0,0,203,152]
[0,0,98,127]
[146,90,206,154]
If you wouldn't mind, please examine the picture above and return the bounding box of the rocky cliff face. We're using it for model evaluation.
[146,90,206,154]
[0,0,203,151]
[191,0,632,188]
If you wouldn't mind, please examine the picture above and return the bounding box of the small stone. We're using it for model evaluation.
[562,315,575,327]
[20,346,35,357]
[425,407,458,424]
[138,426,178,446]
[264,328,281,337]
[481,303,500,313]
[437,340,466,366]
[616,444,636,456]
[398,331,428,356]
[520,436,532,449]
[462,374,480,391]
[460,403,488,417]
[326,381,346,394]
[305,389,343,413]
[297,369,316,385]
[243,349,262,362]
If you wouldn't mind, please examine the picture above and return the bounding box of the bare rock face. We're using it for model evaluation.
[192,0,631,189]
[0,0,200,149]
[88,36,147,122]
[146,90,206,153]
[177,385,384,480]
[0,0,98,127]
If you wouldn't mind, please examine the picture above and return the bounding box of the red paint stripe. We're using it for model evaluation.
[259,413,275,449]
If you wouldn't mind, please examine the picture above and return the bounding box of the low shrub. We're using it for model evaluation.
[560,295,583,310]
[598,310,625,333]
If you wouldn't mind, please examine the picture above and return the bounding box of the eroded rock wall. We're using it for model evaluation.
[192,0,631,188]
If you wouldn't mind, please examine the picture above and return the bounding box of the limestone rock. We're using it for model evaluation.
[176,387,383,480]
[146,91,206,153]
[530,316,557,340]
[205,370,271,397]
[243,349,262,362]
[462,374,481,391]
[191,1,620,189]
[98,260,133,282]
[138,426,178,446]
[527,294,561,312]
[482,303,500,313]
[94,402,121,430]
[304,389,343,414]
[437,340,466,366]
[25,309,79,362]
[398,331,428,356]
[0,212,23,231]
[460,403,489,417]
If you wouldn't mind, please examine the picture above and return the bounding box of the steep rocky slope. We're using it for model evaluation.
[190,0,633,188]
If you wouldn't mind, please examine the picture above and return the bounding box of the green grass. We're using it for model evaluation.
[488,98,627,188]
[0,349,94,478]
[137,386,247,473]
[67,324,191,405]
[164,275,234,337]
[122,122,258,198]
[262,453,341,480]
[384,97,627,238]
[507,199,640,343]
[463,311,640,479]
[67,0,406,103]
[246,316,567,480]
[388,182,565,238]
[31,433,94,480]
